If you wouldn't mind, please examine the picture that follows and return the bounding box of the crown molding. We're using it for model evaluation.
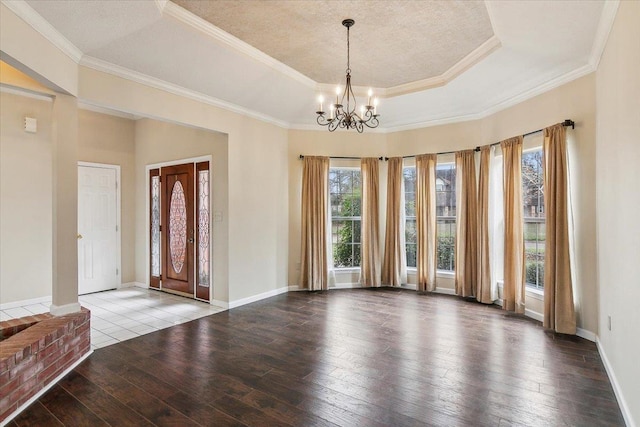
[588,0,620,70]
[1,0,83,63]
[0,83,54,102]
[477,62,595,120]
[80,56,290,129]
[162,1,317,89]
[384,35,502,98]
[378,61,596,134]
[78,101,139,120]
[315,35,501,99]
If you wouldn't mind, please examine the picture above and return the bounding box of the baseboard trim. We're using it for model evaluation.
[228,286,289,309]
[0,349,93,427]
[118,281,144,289]
[133,282,149,289]
[525,308,544,323]
[0,295,51,310]
[211,299,229,310]
[596,337,637,427]
[576,327,596,342]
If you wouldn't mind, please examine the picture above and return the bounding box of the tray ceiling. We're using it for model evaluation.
[14,0,613,130]
[172,0,495,88]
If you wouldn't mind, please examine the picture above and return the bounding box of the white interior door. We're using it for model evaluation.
[78,165,118,294]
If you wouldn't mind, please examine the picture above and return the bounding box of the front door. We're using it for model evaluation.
[78,165,118,294]
[161,163,195,295]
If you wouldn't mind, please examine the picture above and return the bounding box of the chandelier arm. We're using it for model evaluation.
[315,18,379,132]
[363,116,380,128]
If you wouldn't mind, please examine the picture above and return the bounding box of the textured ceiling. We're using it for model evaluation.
[172,0,494,88]
[17,0,610,129]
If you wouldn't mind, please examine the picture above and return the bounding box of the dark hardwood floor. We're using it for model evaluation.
[10,288,625,426]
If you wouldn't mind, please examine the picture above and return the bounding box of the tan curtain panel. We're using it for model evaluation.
[476,145,494,304]
[501,137,525,313]
[360,158,381,287]
[543,124,576,334]
[382,157,407,286]
[454,150,478,298]
[416,154,437,292]
[300,156,330,291]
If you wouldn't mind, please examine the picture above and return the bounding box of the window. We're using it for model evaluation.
[403,167,417,268]
[436,163,456,271]
[522,148,545,290]
[403,163,456,271]
[329,168,361,268]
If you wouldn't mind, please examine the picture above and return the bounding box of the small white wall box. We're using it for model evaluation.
[24,117,37,133]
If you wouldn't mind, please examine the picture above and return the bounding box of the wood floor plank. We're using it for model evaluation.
[11,289,625,426]
[12,401,63,427]
[38,384,109,427]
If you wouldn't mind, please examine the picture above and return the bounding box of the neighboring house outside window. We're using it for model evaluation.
[403,163,456,272]
[522,148,545,290]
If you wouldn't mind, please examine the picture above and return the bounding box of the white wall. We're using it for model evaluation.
[595,1,640,425]
[0,91,53,303]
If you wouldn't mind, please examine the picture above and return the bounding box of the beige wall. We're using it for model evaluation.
[134,118,230,303]
[78,109,136,283]
[0,92,53,303]
[481,74,598,333]
[595,1,640,424]
[287,73,598,335]
[78,66,290,304]
[287,130,387,287]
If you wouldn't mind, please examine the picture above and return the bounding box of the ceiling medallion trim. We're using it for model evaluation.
[316,19,379,133]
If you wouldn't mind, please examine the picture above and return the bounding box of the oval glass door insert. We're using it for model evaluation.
[169,180,187,273]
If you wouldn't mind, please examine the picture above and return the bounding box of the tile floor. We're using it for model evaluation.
[0,287,226,350]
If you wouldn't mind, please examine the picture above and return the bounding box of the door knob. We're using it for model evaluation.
[77,234,83,239]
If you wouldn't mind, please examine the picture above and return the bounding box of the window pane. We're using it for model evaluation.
[403,166,417,266]
[197,170,210,287]
[436,163,456,271]
[150,175,161,277]
[522,149,545,290]
[330,168,362,268]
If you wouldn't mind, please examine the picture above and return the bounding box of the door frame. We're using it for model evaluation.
[77,161,122,291]
[145,155,213,303]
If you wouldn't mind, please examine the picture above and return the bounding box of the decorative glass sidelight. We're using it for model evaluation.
[151,175,161,277]
[169,180,187,273]
[198,170,210,287]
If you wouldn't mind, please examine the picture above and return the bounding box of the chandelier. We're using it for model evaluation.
[316,19,379,133]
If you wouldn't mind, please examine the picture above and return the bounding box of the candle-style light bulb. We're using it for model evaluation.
[360,105,365,119]
[330,104,335,120]
[373,98,378,115]
[318,95,324,113]
[335,86,340,104]
[367,88,373,106]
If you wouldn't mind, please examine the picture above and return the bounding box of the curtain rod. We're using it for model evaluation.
[401,119,575,158]
[298,155,385,161]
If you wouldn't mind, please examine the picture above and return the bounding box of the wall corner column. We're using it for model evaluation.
[50,94,80,315]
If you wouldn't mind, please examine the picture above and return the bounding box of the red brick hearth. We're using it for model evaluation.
[0,308,91,422]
